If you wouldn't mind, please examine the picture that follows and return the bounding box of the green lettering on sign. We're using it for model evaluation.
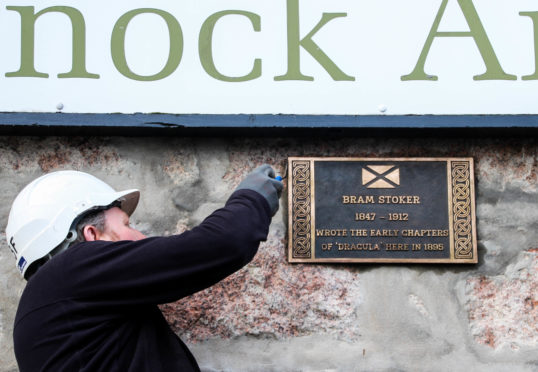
[199,10,261,82]
[275,0,354,81]
[6,6,99,79]
[401,0,516,81]
[520,12,538,80]
[111,8,183,81]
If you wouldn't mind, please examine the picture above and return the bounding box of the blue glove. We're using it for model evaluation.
[236,164,283,216]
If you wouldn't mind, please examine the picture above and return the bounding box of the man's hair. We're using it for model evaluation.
[73,209,106,244]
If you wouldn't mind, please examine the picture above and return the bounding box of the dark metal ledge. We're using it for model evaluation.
[0,113,537,137]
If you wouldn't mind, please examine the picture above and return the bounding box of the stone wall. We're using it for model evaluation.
[0,135,536,372]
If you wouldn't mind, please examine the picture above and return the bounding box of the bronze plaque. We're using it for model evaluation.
[287,158,477,264]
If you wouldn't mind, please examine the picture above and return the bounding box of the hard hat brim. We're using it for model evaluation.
[114,189,140,217]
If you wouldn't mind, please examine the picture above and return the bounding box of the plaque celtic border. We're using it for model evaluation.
[451,161,473,259]
[291,160,312,259]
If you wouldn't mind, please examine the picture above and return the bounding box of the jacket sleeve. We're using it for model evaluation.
[51,189,272,305]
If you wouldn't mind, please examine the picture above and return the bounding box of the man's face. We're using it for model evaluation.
[98,207,146,242]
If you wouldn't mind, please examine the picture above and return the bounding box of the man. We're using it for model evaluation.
[6,165,282,371]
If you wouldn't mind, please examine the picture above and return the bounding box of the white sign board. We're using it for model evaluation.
[0,0,537,115]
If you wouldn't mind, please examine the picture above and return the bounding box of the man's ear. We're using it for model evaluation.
[83,225,101,241]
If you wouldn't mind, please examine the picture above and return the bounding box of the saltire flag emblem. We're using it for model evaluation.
[362,165,400,188]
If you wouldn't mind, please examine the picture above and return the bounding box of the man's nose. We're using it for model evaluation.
[133,229,147,241]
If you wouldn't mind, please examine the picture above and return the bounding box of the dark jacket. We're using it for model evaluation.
[14,189,271,371]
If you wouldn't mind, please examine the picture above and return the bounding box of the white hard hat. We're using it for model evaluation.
[6,171,139,278]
